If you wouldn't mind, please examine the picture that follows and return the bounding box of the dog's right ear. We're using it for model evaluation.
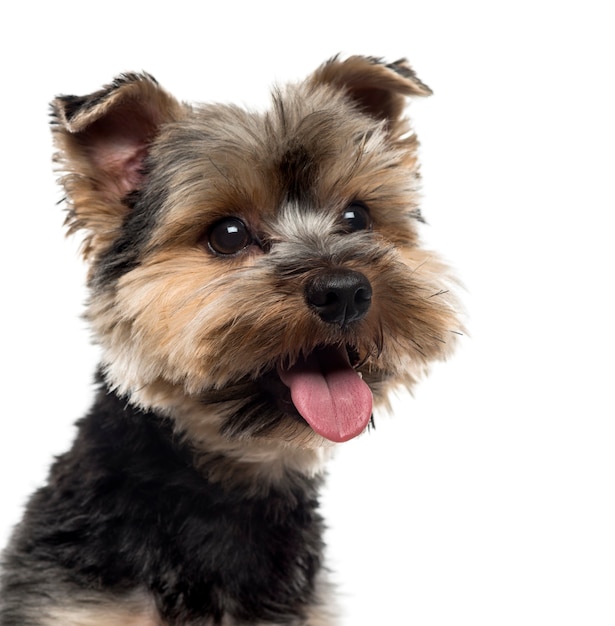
[51,73,185,259]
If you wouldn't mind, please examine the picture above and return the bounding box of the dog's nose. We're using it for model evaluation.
[305,269,372,326]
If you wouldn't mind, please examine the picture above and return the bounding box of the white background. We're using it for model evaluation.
[1,2,614,624]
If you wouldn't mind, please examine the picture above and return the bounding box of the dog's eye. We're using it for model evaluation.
[208,218,252,256]
[342,202,372,232]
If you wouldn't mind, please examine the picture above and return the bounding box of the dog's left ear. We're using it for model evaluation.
[310,55,431,135]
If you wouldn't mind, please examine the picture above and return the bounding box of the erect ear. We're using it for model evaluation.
[51,72,185,258]
[310,55,431,135]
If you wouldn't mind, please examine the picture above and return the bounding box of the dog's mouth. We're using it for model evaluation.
[275,345,373,443]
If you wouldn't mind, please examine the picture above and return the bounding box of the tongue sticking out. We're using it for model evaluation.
[278,347,373,443]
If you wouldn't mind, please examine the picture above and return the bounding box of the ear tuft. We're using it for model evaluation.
[310,55,431,133]
[51,73,185,258]
[54,73,152,129]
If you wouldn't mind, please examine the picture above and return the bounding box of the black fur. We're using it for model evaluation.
[278,145,318,206]
[1,377,325,624]
[91,184,162,289]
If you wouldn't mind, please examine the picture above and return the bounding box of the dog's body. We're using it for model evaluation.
[0,56,460,625]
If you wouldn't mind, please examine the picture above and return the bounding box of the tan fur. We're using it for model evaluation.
[42,590,162,626]
[44,611,160,626]
[41,582,336,626]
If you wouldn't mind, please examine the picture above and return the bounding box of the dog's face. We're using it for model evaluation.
[52,56,459,450]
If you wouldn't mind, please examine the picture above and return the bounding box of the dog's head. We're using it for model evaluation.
[52,56,460,452]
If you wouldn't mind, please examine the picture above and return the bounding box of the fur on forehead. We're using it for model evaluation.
[51,55,431,263]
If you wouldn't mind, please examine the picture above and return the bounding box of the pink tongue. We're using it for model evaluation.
[278,347,373,443]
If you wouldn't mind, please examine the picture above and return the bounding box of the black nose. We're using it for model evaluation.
[305,269,372,326]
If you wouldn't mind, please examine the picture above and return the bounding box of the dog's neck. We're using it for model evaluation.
[96,371,334,496]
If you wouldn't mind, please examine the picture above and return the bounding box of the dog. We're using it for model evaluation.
[0,55,460,625]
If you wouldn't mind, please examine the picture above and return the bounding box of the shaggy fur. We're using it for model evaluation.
[0,56,460,625]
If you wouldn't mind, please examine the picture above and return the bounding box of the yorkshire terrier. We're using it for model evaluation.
[0,56,460,625]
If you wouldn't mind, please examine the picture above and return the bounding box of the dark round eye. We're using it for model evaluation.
[342,202,372,232]
[208,218,252,256]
